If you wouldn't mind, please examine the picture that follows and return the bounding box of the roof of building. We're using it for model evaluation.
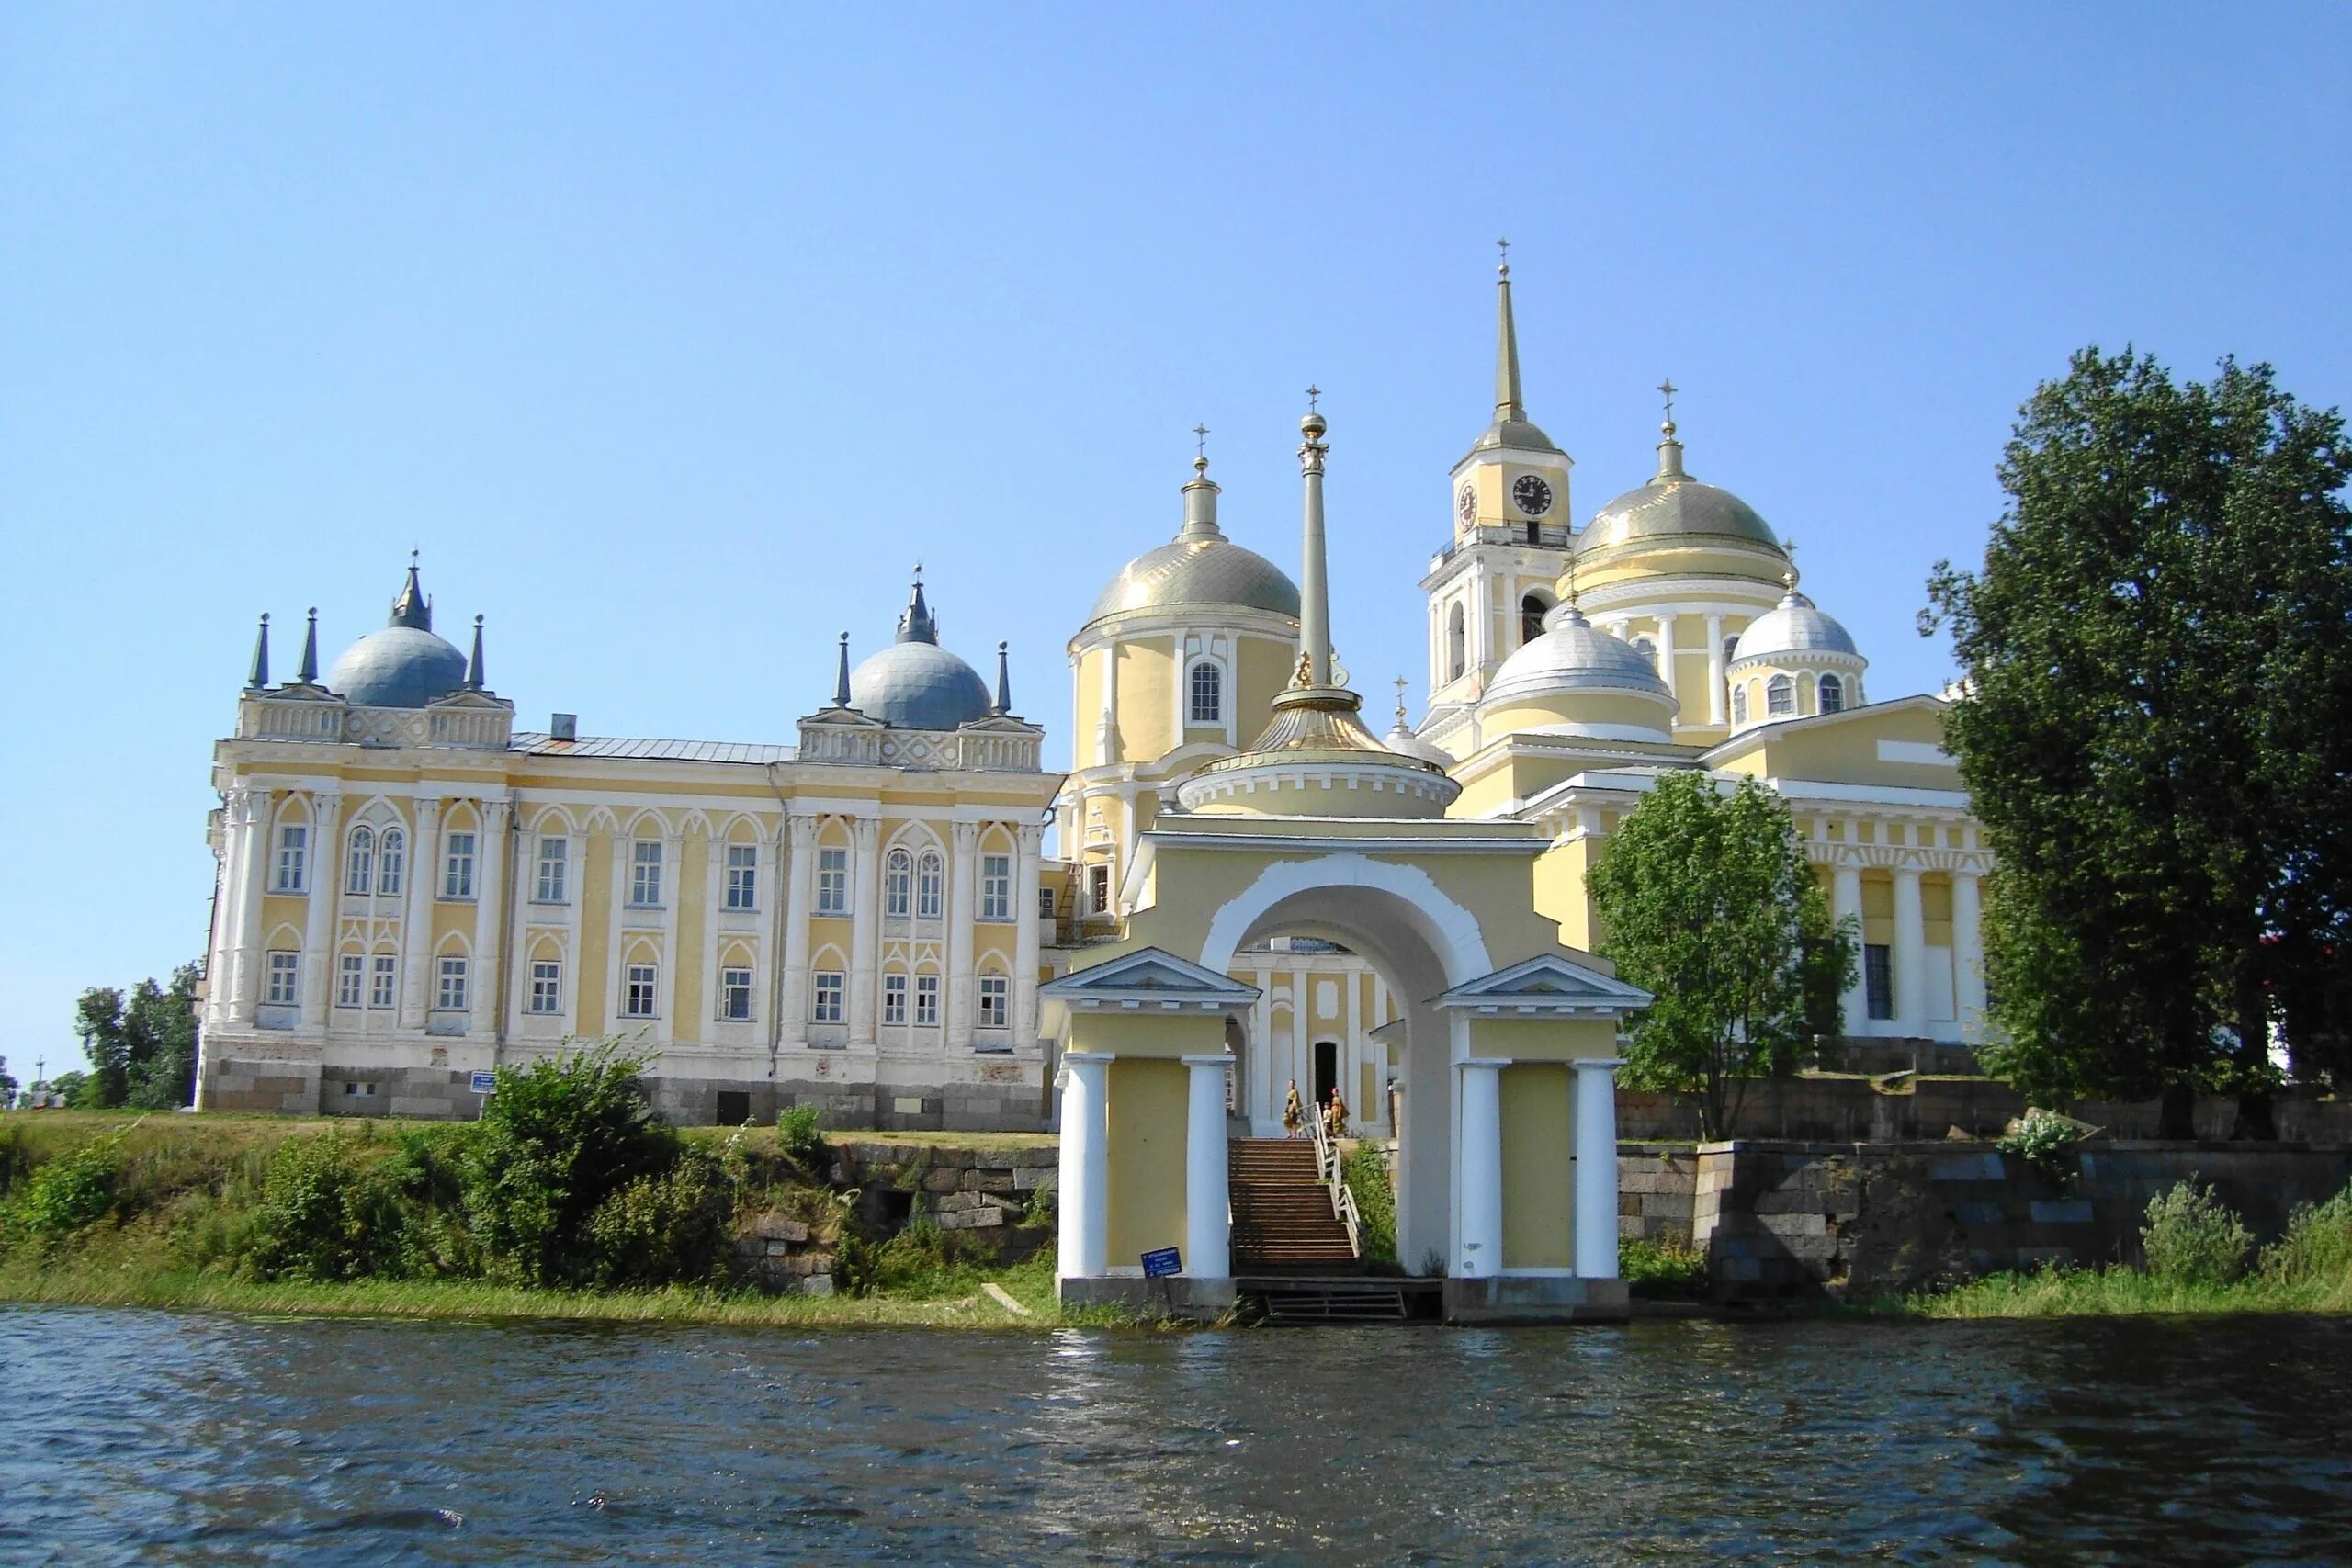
[321,562,472,708]
[846,575,995,730]
[1083,457,1300,630]
[508,734,797,763]
[1580,422,1783,555]
[1481,604,1676,708]
[1732,584,1860,662]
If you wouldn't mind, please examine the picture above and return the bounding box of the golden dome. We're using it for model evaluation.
[1081,457,1300,632]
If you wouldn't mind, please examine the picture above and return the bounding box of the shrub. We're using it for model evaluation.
[8,1130,128,1247]
[1996,1108,2088,1183]
[776,1104,826,1170]
[245,1129,404,1282]
[838,1214,980,1298]
[1340,1141,1396,1263]
[2264,1184,2352,1285]
[584,1145,732,1287]
[2140,1178,2253,1285]
[1622,1234,1707,1298]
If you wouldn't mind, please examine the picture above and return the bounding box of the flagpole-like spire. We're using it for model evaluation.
[1494,238,1524,423]
[993,640,1012,716]
[297,608,320,684]
[1654,378,1689,481]
[833,632,853,707]
[245,613,270,690]
[465,615,487,691]
[1297,389,1332,688]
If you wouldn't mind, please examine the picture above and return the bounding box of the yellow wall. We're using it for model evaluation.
[1532,838,1597,951]
[578,831,612,1035]
[1105,1056,1189,1268]
[1500,1062,1572,1269]
[1711,703,1955,792]
[674,834,707,1035]
[1115,638,1174,759]
[1075,646,1106,767]
[1237,635,1297,727]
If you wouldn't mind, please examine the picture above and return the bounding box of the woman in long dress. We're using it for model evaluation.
[1282,1080,1305,1137]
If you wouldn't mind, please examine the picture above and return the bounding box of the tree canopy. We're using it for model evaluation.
[1926,348,2352,1134]
[71,963,202,1109]
[1587,771,1856,1140]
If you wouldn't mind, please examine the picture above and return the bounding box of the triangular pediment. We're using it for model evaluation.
[1042,946,1261,1011]
[1435,953,1653,1015]
[425,688,514,713]
[956,713,1043,737]
[797,704,887,730]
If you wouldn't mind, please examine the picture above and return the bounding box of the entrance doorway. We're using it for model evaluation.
[1312,1040,1340,1113]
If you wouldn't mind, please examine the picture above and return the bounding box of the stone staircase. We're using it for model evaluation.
[1228,1138,1360,1272]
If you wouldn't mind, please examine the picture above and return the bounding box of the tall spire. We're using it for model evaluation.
[245,613,270,690]
[297,608,320,684]
[465,615,487,691]
[896,567,937,645]
[1296,390,1332,688]
[390,550,432,630]
[1494,239,1524,424]
[832,632,853,706]
[993,640,1012,716]
[1654,378,1689,482]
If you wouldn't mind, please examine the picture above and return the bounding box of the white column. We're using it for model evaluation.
[1833,862,1865,1036]
[202,797,241,1032]
[225,787,273,1026]
[1289,970,1308,1104]
[1705,614,1726,726]
[754,823,780,1042]
[1250,970,1272,1131]
[1455,1059,1506,1278]
[1182,1053,1232,1279]
[1574,1057,1623,1279]
[399,797,442,1031]
[1013,823,1043,1044]
[300,791,341,1031]
[1893,862,1928,1037]
[1952,868,1986,1042]
[947,820,978,1049]
[1656,612,1679,710]
[779,813,817,1049]
[1057,1052,1112,1280]
[469,798,509,1040]
[848,815,881,1046]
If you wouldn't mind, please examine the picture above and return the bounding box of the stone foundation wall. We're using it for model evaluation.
[1617,1145,1699,1244]
[831,1139,1057,1266]
[1693,1139,2352,1301]
[1619,1078,2352,1144]
[729,1210,839,1297]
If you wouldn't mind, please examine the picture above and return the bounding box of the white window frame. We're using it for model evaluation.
[1732,684,1749,725]
[535,835,568,904]
[917,852,944,920]
[527,960,562,1015]
[816,848,849,916]
[914,974,940,1027]
[812,969,844,1024]
[345,827,375,896]
[274,825,308,893]
[979,854,1012,921]
[719,964,753,1021]
[378,829,405,896]
[1089,863,1112,915]
[1767,673,1796,717]
[265,949,300,1006]
[336,953,364,1008]
[1187,660,1222,725]
[623,963,659,1019]
[978,974,1009,1030]
[725,843,758,911]
[442,831,476,900]
[1818,673,1845,714]
[436,954,469,1012]
[1037,886,1056,921]
[629,840,663,908]
[368,954,397,1010]
[882,973,908,1025]
[884,848,912,919]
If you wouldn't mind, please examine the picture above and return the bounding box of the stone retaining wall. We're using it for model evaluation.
[1617,1145,1699,1244]
[831,1140,1057,1266]
[1618,1079,2352,1144]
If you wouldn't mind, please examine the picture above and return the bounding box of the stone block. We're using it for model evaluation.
[765,1239,793,1258]
[1641,1192,1690,1219]
[976,1151,1020,1171]
[750,1213,810,1243]
[2030,1200,2093,1225]
[922,1168,963,1193]
[934,1190,978,1212]
[801,1275,835,1298]
[1012,1167,1056,1191]
[1758,1212,1826,1238]
[1619,1215,1645,1237]
[1951,1201,2007,1226]
[961,1206,1006,1229]
[1017,1147,1058,1168]
[962,1170,1017,1194]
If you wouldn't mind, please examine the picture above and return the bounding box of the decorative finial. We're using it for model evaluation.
[297,608,320,685]
[1193,423,1210,459]
[1658,378,1678,428]
[912,559,923,583]
[1497,235,1510,276]
[1653,379,1689,483]
[245,612,271,691]
[465,614,487,690]
[833,631,852,707]
[993,639,1012,716]
[1306,385,1320,412]
[1394,675,1409,728]
[1566,562,1582,614]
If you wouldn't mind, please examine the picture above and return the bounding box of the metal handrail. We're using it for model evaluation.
[1307,1109,1363,1258]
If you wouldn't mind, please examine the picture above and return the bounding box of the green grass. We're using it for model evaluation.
[1872,1264,2352,1319]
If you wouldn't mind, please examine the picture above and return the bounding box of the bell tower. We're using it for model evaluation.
[1417,244,1577,759]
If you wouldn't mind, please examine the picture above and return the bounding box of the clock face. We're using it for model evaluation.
[1511,473,1555,517]
[1457,481,1476,524]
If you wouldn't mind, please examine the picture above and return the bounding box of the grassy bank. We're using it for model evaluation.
[1877,1266,2352,1320]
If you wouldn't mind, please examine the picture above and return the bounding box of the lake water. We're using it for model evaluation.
[4,1306,2347,1565]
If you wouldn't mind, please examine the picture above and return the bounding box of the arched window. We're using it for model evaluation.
[1188,660,1221,725]
[1818,673,1845,715]
[917,852,944,919]
[378,829,406,896]
[1732,685,1749,726]
[1446,603,1466,682]
[1723,636,1741,667]
[1520,592,1550,646]
[1766,674,1795,716]
[884,848,912,919]
[345,826,376,895]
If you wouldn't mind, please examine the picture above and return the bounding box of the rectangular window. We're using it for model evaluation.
[1864,943,1894,1021]
[725,844,758,910]
[624,963,658,1018]
[535,836,568,903]
[528,961,562,1015]
[379,832,404,896]
[443,831,476,899]
[978,974,1009,1030]
[812,970,844,1024]
[345,832,375,895]
[1189,661,1221,724]
[436,955,469,1012]
[980,854,1012,920]
[917,856,943,919]
[630,840,663,907]
[1037,886,1056,921]
[914,974,940,1027]
[336,953,364,1008]
[816,847,849,915]
[720,965,753,1021]
[265,950,300,1006]
[1089,863,1111,915]
[275,825,308,892]
[882,973,908,1025]
[369,955,396,1010]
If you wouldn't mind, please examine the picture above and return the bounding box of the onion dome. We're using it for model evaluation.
[323,562,469,707]
[1483,604,1674,707]
[1082,456,1300,630]
[1578,407,1783,555]
[1732,582,1859,663]
[846,573,994,730]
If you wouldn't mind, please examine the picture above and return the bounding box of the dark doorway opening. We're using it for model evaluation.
[1313,1041,1340,1111]
[716,1089,751,1125]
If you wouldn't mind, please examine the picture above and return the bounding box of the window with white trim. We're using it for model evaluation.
[265,950,300,1006]
[442,832,476,899]
[274,826,308,892]
[979,854,1012,921]
[368,954,396,1009]
[1818,673,1845,715]
[436,955,469,1011]
[882,973,908,1025]
[624,963,658,1018]
[885,848,912,918]
[378,829,405,896]
[1446,602,1466,682]
[1089,863,1111,915]
[527,960,562,1014]
[1732,684,1749,725]
[1767,673,1795,716]
[720,965,753,1021]
[336,953,364,1008]
[1188,660,1221,725]
[812,970,844,1024]
[978,974,1009,1030]
[629,840,663,907]
[1037,886,1056,921]
[725,844,758,910]
[917,852,944,919]
[345,827,376,895]
[535,835,568,903]
[816,848,848,915]
[914,974,939,1026]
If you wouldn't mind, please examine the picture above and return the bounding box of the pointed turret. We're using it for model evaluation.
[1495,253,1525,425]
[465,615,487,691]
[994,640,1012,716]
[390,554,432,630]
[245,613,270,690]
[297,609,320,684]
[896,570,938,645]
[833,632,853,706]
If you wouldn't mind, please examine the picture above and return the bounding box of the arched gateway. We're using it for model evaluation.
[1043,405,1650,1324]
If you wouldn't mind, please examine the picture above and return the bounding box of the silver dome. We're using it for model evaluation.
[1086,535,1299,626]
[846,576,993,730]
[1732,589,1859,662]
[1582,476,1781,552]
[1384,721,1455,768]
[1482,606,1675,708]
[325,626,468,707]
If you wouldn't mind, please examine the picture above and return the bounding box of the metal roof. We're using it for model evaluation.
[508,734,797,764]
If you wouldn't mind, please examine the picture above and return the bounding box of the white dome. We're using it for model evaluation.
[1732,588,1859,663]
[1483,606,1675,708]
[1384,720,1453,768]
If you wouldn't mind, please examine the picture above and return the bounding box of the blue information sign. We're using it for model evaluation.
[1140,1247,1182,1279]
[469,1071,497,1094]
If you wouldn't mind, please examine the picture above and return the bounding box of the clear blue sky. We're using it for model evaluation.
[5,5,2347,1077]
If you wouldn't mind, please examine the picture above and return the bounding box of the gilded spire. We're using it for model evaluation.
[1297,392,1332,688]
[245,613,270,691]
[390,550,432,630]
[1655,378,1689,482]
[1495,240,1525,423]
[832,631,852,706]
[297,608,320,684]
[465,615,487,691]
[993,640,1012,716]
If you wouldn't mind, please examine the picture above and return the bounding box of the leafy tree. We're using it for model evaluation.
[0,1058,17,1108]
[46,1071,88,1107]
[74,987,130,1107]
[1587,772,1857,1140]
[67,964,203,1110]
[1925,349,2352,1135]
